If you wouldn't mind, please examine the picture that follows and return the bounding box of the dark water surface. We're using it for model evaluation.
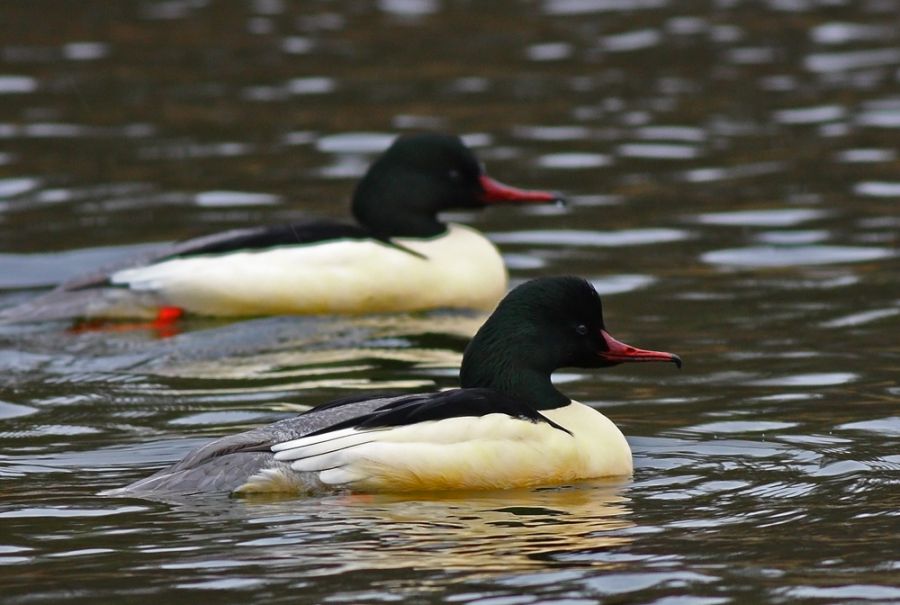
[1,1,898,603]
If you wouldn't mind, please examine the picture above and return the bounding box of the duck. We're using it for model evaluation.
[2,133,560,323]
[105,276,681,497]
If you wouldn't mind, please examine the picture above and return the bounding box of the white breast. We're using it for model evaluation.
[110,224,507,316]
[268,401,632,493]
[541,401,633,479]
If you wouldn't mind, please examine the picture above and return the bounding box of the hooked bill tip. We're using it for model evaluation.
[671,354,683,369]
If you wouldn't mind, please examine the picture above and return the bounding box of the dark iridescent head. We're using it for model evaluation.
[460,277,681,408]
[351,133,561,238]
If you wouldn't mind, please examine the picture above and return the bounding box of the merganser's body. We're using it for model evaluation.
[3,134,559,322]
[105,224,505,316]
[106,277,681,497]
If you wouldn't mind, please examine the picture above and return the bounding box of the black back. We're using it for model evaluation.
[159,221,370,260]
[305,388,572,436]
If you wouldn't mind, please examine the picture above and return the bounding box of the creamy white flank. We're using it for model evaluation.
[265,401,632,492]
[109,224,507,316]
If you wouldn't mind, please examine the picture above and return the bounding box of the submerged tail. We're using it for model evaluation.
[1,287,162,323]
[101,452,285,496]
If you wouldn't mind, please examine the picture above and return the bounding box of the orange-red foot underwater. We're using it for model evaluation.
[68,306,185,338]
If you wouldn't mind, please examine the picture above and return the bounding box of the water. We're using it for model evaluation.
[1,1,898,603]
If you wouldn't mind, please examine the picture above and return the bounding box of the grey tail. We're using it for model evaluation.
[101,452,279,497]
[1,288,160,324]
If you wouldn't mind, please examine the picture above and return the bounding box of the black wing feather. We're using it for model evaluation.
[305,388,573,437]
[159,220,372,260]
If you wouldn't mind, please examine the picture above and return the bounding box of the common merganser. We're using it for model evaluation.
[3,133,559,322]
[106,277,681,496]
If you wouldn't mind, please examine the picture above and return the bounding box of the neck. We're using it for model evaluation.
[459,344,570,411]
[351,172,448,238]
[354,206,446,238]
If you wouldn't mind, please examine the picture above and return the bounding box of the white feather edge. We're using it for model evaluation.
[271,426,378,454]
[272,429,379,462]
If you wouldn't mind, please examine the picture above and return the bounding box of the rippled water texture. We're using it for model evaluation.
[1,2,898,604]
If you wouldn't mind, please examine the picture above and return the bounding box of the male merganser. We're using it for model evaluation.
[106,277,681,496]
[3,134,559,322]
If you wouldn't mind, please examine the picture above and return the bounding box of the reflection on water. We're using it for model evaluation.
[1,0,899,603]
[235,484,633,574]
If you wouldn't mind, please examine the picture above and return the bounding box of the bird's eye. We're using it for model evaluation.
[448,169,462,181]
[575,324,588,336]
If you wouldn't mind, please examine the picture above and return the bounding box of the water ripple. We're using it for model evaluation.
[0,75,38,94]
[856,110,900,129]
[740,481,817,499]
[0,401,37,420]
[694,208,827,227]
[635,125,706,142]
[617,143,700,159]
[316,133,396,154]
[681,161,784,183]
[854,181,900,197]
[836,148,897,162]
[526,42,573,61]
[809,460,870,477]
[755,230,829,244]
[810,22,895,45]
[280,36,314,54]
[285,77,336,95]
[378,0,440,17]
[749,373,857,387]
[168,410,285,427]
[682,421,798,434]
[543,0,667,15]
[580,571,718,596]
[805,48,900,72]
[513,125,591,141]
[589,274,656,296]
[837,417,900,437]
[61,42,109,61]
[780,584,900,601]
[193,191,281,207]
[0,505,146,519]
[602,29,662,53]
[819,308,899,328]
[491,228,689,247]
[536,153,612,169]
[774,105,845,124]
[702,245,893,267]
[0,177,40,199]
